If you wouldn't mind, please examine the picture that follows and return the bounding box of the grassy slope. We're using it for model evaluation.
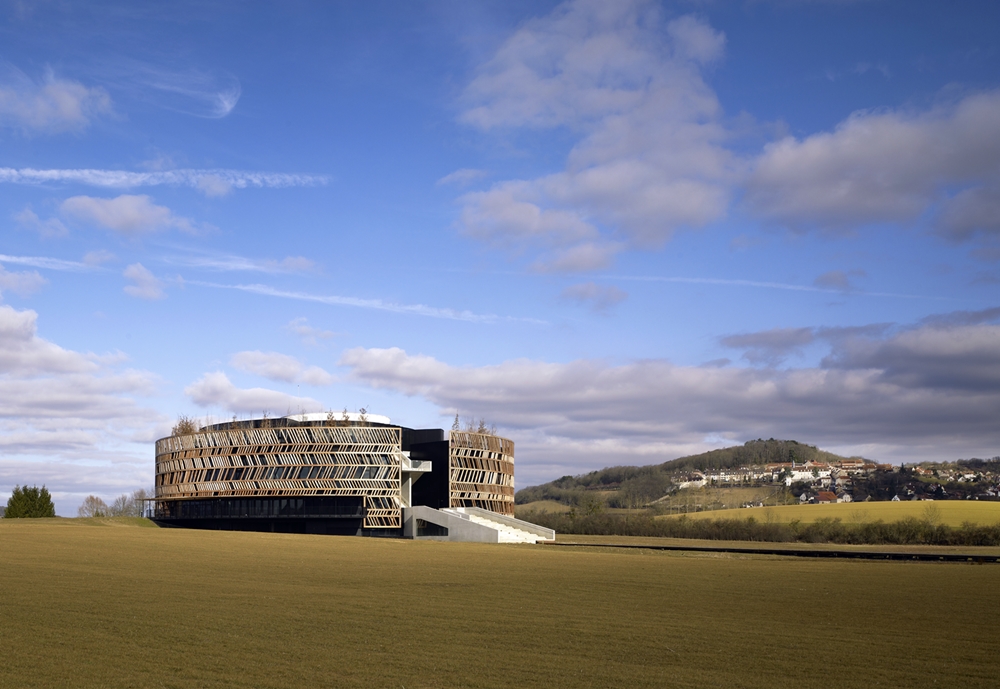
[1,519,998,688]
[514,499,572,515]
[658,500,1000,527]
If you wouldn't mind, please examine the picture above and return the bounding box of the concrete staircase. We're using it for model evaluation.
[403,505,555,543]
[444,508,544,543]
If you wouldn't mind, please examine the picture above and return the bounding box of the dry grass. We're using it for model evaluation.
[514,499,572,515]
[1,518,998,688]
[659,499,1000,527]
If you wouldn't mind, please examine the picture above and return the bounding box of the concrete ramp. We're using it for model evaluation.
[402,506,555,543]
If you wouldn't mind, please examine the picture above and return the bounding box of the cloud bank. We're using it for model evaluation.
[340,313,1000,485]
[453,1,1000,270]
[0,305,161,509]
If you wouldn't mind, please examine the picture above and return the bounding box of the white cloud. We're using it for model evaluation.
[61,194,201,236]
[747,91,1000,234]
[436,168,489,186]
[298,367,334,386]
[230,350,333,386]
[937,184,1000,240]
[531,242,621,273]
[122,263,165,300]
[0,167,328,190]
[720,327,817,366]
[0,305,162,513]
[455,1,734,270]
[14,206,68,238]
[0,67,112,134]
[82,250,116,266]
[0,305,94,374]
[560,282,627,312]
[813,269,865,291]
[340,316,1000,484]
[195,174,232,197]
[0,265,47,297]
[285,317,337,346]
[184,371,322,414]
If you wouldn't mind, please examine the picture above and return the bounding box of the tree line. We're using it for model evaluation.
[2,485,154,519]
[518,508,1000,547]
[77,489,153,517]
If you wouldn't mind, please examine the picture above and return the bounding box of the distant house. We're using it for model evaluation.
[816,491,838,504]
[891,495,901,502]
[836,492,853,503]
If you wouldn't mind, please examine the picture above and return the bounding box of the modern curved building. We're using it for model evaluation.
[153,413,552,542]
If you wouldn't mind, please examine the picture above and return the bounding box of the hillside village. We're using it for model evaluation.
[677,459,1000,505]
[515,440,1000,511]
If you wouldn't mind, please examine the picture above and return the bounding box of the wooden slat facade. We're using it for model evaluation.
[155,425,404,528]
[448,431,516,516]
[155,423,517,528]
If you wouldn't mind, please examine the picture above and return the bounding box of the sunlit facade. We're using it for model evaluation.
[153,413,514,536]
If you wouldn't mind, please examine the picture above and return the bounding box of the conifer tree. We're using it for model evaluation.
[3,485,56,518]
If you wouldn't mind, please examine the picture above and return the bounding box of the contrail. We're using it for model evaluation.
[0,167,329,189]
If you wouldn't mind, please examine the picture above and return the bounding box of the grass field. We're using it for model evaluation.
[2,519,999,688]
[514,499,572,515]
[658,499,1000,527]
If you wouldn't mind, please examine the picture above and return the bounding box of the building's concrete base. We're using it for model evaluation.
[403,506,555,543]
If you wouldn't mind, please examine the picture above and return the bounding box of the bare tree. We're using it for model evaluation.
[109,494,131,516]
[78,495,109,517]
[452,413,460,431]
[171,415,198,436]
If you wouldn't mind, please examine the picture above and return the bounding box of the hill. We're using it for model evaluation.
[515,439,856,507]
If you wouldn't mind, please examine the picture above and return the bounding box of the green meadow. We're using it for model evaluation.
[1,518,998,688]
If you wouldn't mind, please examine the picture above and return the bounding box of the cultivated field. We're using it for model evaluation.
[658,499,1000,527]
[1,518,998,688]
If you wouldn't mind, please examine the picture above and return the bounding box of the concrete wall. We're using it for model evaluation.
[402,506,500,543]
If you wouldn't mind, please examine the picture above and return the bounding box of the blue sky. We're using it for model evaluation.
[2,0,999,515]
